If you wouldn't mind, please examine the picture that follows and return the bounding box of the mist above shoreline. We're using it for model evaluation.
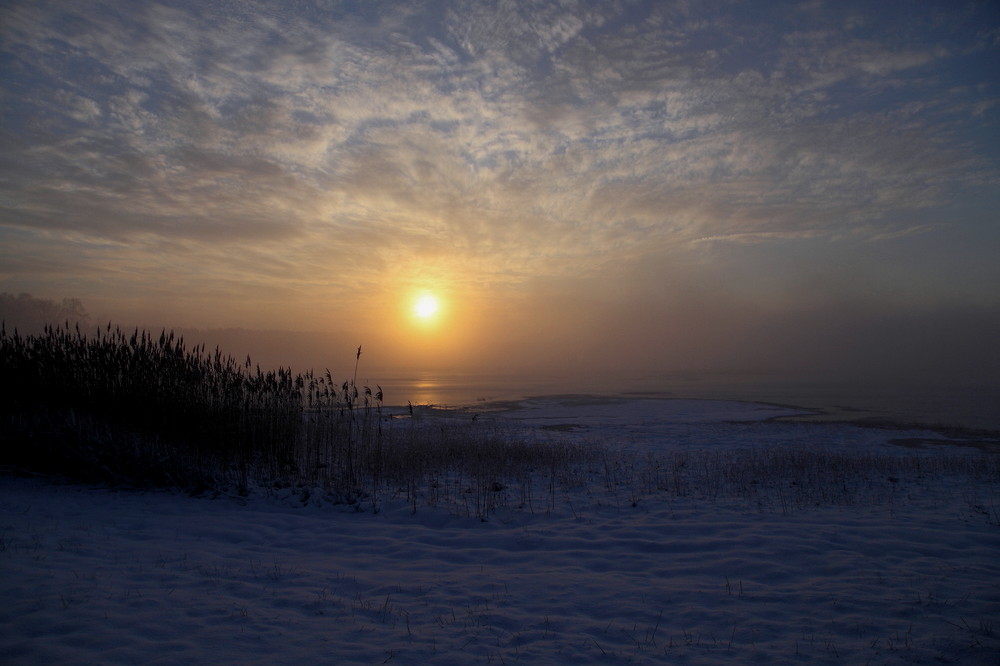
[4,292,998,431]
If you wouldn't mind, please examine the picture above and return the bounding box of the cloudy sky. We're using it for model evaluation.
[2,0,999,388]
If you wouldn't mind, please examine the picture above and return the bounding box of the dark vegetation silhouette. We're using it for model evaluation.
[3,320,995,520]
[0,321,586,514]
[0,292,89,333]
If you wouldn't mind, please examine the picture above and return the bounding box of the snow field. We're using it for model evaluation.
[2,398,998,664]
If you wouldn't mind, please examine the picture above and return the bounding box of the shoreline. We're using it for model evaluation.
[404,392,1000,452]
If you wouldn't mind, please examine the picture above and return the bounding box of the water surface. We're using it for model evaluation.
[369,371,1000,432]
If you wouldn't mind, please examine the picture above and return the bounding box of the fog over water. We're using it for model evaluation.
[3,291,997,432]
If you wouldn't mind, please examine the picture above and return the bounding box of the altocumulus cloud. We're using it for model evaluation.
[1,0,998,327]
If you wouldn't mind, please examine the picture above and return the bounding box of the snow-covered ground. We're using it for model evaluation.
[2,397,998,664]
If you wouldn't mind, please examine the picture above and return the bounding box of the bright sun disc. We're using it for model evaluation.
[414,294,439,319]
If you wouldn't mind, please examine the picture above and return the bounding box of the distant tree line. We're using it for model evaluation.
[0,292,90,334]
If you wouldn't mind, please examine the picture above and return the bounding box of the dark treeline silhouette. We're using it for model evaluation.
[0,292,90,333]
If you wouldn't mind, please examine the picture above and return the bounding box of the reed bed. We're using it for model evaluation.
[2,322,995,521]
[1,322,306,490]
[0,323,592,516]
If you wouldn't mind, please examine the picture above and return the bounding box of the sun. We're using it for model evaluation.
[413,293,440,320]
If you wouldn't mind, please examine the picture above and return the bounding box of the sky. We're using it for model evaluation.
[2,0,999,393]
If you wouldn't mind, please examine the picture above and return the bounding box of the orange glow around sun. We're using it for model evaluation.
[412,293,440,321]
